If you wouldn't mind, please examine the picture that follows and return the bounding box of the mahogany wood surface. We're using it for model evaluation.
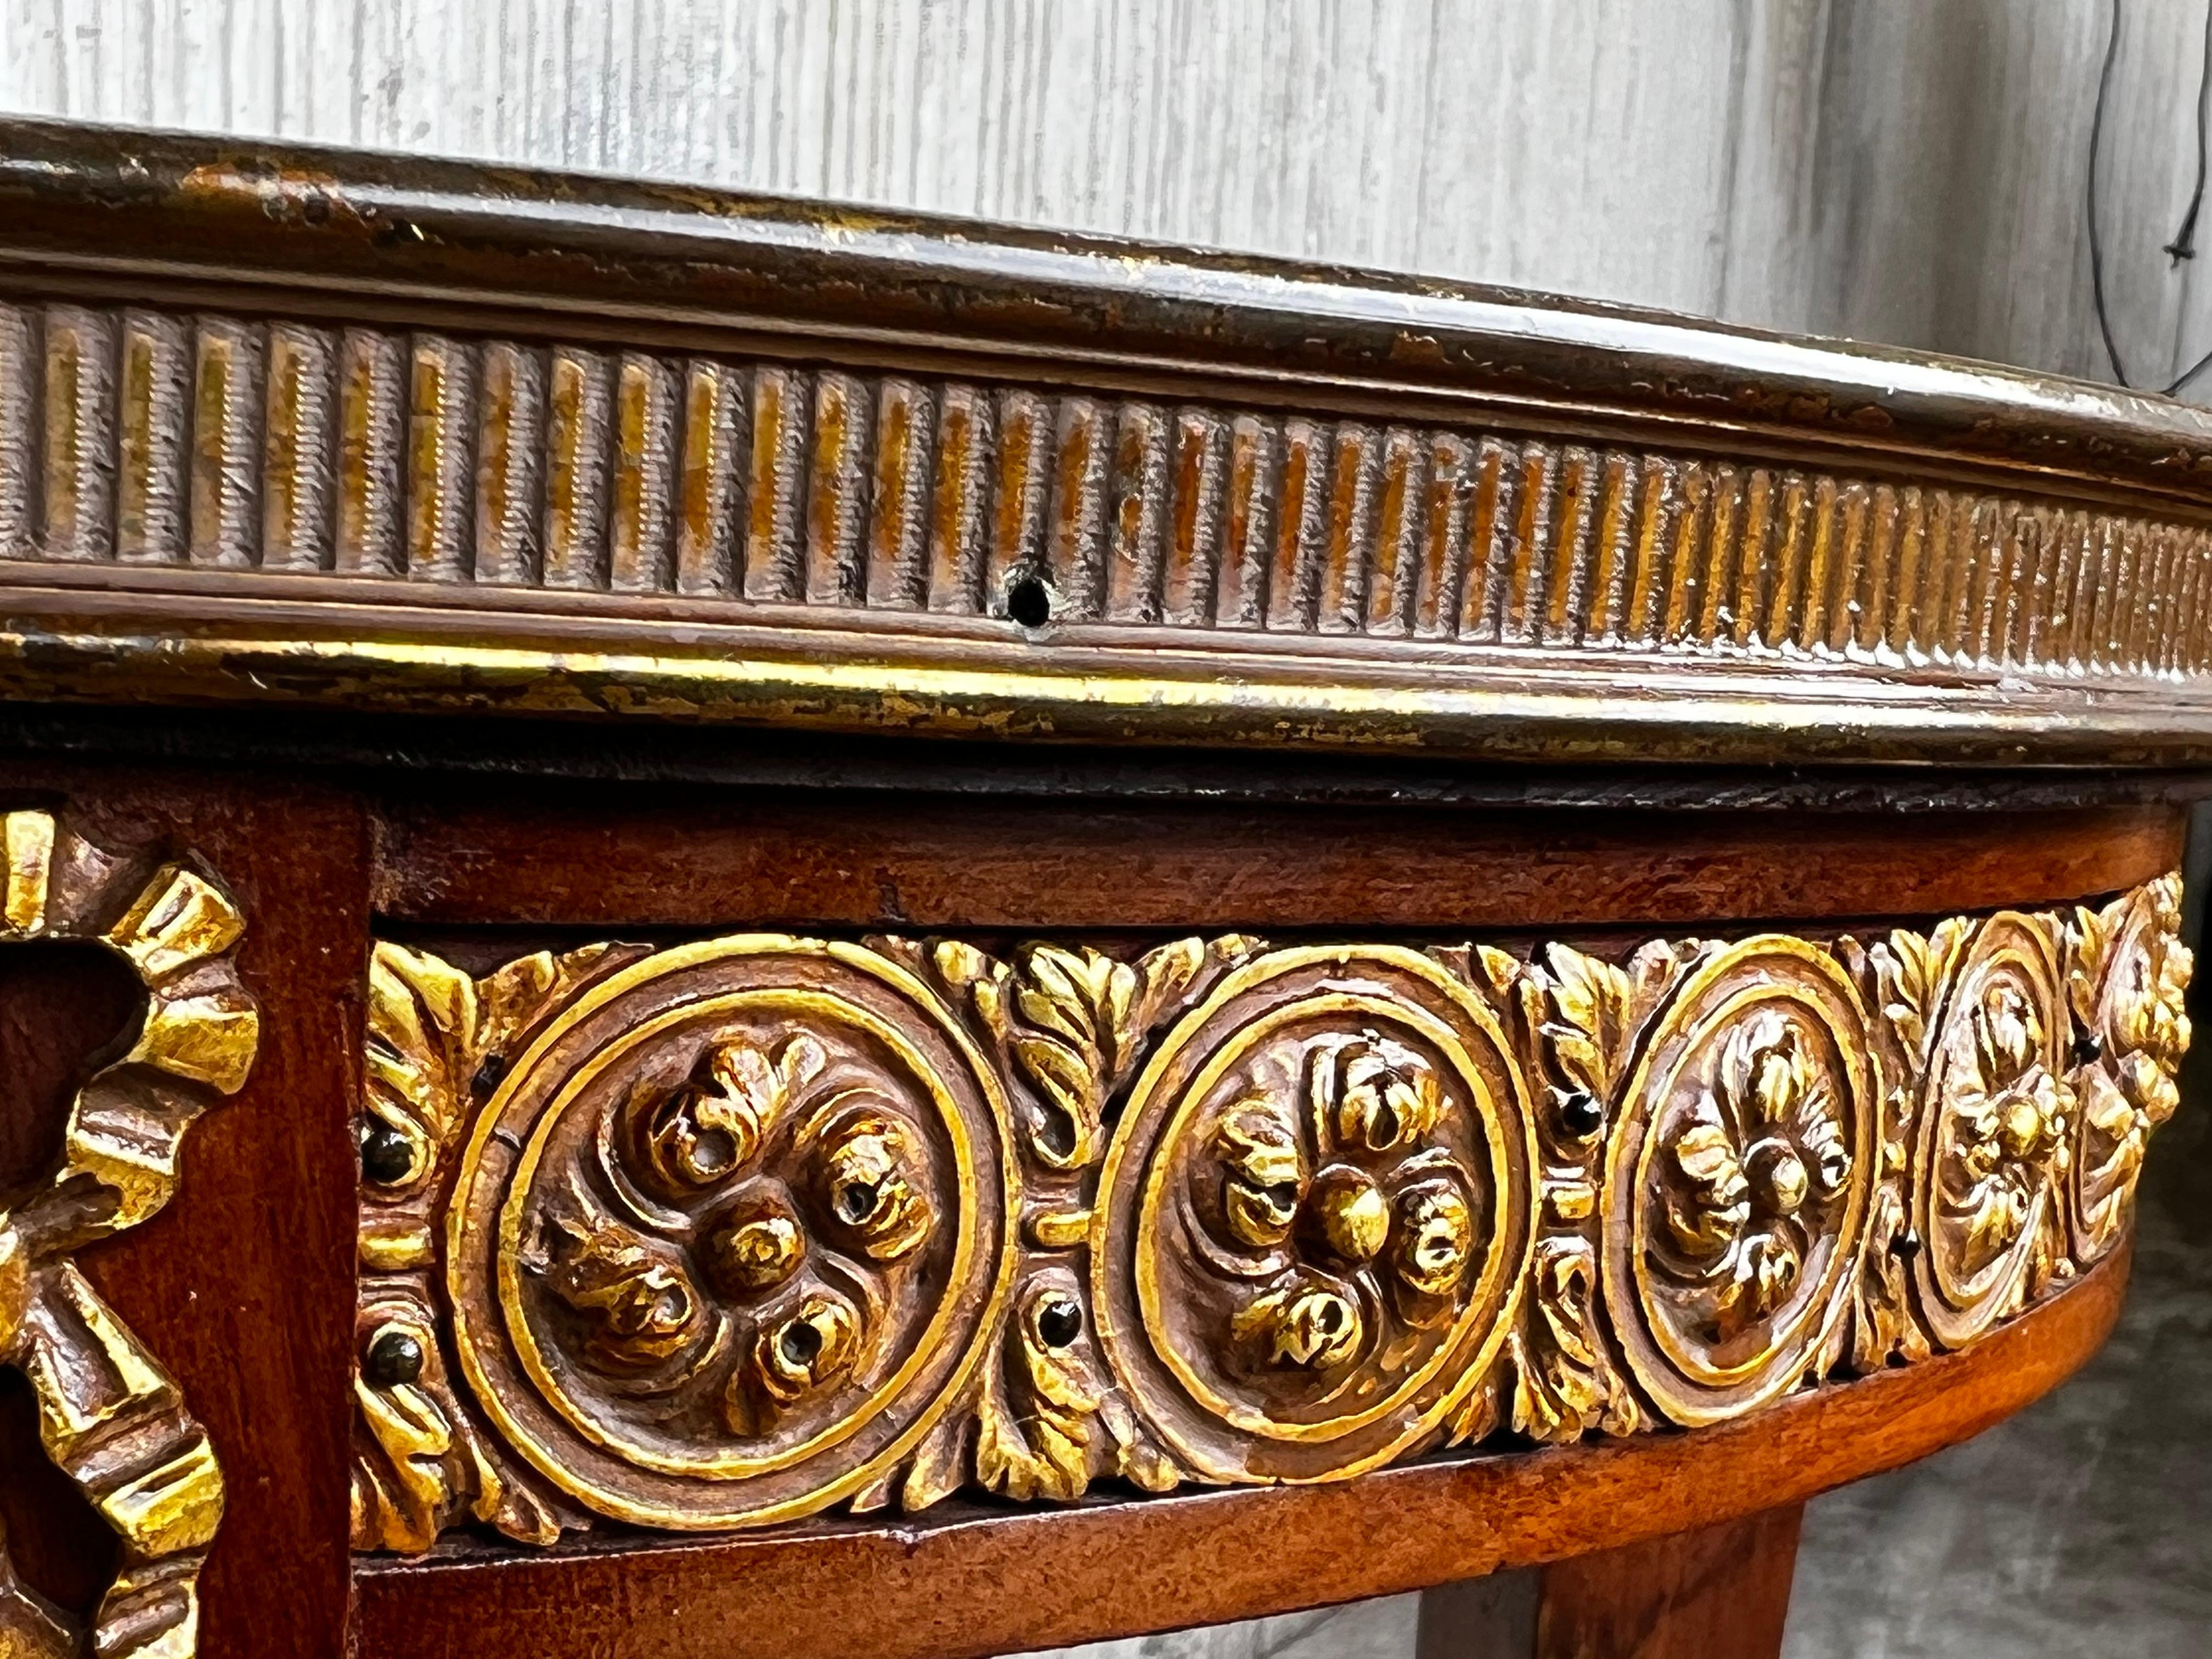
[0,744,2168,1659]
[1535,1505,1805,1659]
[350,1239,2128,1659]
[374,793,2181,933]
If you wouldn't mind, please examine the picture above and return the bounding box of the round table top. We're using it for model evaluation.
[2,115,2210,768]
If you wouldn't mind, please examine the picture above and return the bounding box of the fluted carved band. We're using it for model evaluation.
[352,879,2191,1549]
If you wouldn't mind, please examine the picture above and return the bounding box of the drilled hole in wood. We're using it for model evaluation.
[1006,574,1053,629]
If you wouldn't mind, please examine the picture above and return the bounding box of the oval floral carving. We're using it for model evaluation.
[1092,947,1536,1483]
[445,937,1015,1530]
[1912,913,2074,1348]
[2068,876,2194,1263]
[1606,938,1875,1427]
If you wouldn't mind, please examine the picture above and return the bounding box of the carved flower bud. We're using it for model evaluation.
[2119,1046,2180,1127]
[1997,1091,2046,1160]
[703,1190,806,1296]
[1320,1040,1443,1154]
[1977,984,2040,1085]
[545,1221,703,1373]
[1749,1042,1803,1124]
[753,1290,860,1407]
[639,1034,826,1195]
[1393,1181,1475,1300]
[1301,1165,1389,1264]
[1234,1279,1363,1370]
[1745,1139,1810,1217]
[1213,1105,1306,1248]
[818,1113,933,1262]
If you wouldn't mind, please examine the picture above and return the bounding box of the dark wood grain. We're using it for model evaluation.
[351,1236,2129,1659]
[373,793,2181,932]
[1536,1506,1804,1659]
[0,935,145,1618]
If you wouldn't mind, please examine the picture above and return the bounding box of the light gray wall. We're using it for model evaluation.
[7,0,2212,394]
[5,5,2207,1657]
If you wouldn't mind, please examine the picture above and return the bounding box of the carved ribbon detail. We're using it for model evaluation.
[0,810,259,1658]
[353,879,2191,1549]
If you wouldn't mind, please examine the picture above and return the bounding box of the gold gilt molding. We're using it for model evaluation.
[6,298,2212,677]
[351,879,2191,1549]
[0,809,259,1658]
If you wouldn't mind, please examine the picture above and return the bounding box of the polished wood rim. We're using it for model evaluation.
[352,1239,2130,1659]
[6,120,2212,764]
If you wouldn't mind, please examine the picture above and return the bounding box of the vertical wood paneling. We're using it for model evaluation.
[0,306,34,559]
[335,328,404,577]
[42,304,114,561]
[404,334,472,583]
[928,385,994,616]
[474,342,544,588]
[610,353,678,595]
[262,323,335,573]
[676,359,747,600]
[544,348,612,591]
[116,309,190,565]
[867,379,933,611]
[8,0,2212,411]
[1105,402,1171,625]
[1161,408,1226,628]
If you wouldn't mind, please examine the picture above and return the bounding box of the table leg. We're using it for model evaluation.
[1531,1505,1805,1659]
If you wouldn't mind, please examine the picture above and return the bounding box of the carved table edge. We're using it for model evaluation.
[349,877,2188,1556]
[346,1240,2131,1659]
[7,120,2212,763]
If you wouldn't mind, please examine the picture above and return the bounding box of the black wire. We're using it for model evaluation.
[2090,0,2134,387]
[2168,1,2212,263]
[2091,0,2212,397]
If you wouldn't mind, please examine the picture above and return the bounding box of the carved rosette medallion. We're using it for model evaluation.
[354,875,2192,1553]
[1605,940,1875,1426]
[444,938,1015,1528]
[1092,948,1536,1481]
[1911,913,2074,1350]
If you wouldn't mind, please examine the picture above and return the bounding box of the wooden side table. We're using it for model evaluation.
[0,117,2200,1659]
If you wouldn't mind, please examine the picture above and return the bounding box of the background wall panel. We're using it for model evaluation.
[9,0,2209,396]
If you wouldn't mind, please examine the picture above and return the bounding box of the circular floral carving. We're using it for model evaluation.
[1912,913,2072,1349]
[1606,939,1874,1426]
[1092,948,1534,1483]
[447,938,1014,1529]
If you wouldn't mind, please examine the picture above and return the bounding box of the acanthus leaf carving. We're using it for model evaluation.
[1486,940,1680,1442]
[350,940,623,1554]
